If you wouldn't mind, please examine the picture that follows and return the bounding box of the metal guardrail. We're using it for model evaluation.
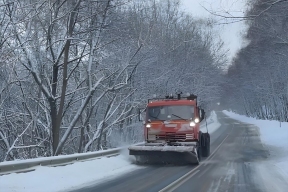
[0,145,136,175]
[0,141,145,175]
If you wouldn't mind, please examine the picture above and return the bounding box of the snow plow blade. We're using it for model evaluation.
[129,145,199,164]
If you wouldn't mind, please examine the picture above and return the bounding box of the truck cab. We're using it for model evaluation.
[144,98,204,143]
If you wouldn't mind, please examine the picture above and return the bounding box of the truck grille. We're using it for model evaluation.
[155,133,194,141]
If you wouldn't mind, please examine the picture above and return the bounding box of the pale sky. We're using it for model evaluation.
[181,0,248,64]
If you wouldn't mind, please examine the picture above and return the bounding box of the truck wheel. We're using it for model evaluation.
[201,133,210,157]
[197,132,202,163]
[197,145,201,163]
[135,156,141,164]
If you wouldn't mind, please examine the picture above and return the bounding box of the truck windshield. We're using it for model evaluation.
[147,105,194,121]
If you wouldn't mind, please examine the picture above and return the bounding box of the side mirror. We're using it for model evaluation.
[138,108,146,121]
[138,109,142,121]
[199,108,205,121]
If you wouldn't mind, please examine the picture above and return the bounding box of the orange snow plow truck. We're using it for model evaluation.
[129,93,210,164]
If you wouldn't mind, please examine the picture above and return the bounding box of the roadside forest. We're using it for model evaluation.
[0,0,225,161]
[223,0,288,121]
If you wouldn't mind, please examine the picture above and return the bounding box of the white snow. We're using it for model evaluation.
[0,150,141,192]
[223,110,288,191]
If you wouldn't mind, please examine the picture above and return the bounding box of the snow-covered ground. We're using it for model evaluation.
[223,110,288,191]
[0,150,141,192]
[0,112,221,192]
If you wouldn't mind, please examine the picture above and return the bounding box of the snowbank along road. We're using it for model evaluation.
[71,111,287,192]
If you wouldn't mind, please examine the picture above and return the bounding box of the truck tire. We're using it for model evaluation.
[197,145,201,163]
[197,132,202,163]
[201,133,210,157]
[135,156,141,164]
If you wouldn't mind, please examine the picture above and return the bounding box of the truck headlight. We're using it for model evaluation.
[194,118,199,123]
[146,124,151,128]
[189,122,195,127]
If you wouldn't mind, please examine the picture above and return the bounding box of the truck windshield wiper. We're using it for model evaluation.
[149,115,162,121]
[171,114,189,121]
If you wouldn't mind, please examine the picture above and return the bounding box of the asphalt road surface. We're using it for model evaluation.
[71,112,270,192]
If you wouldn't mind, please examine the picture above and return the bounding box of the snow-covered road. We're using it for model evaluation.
[223,110,288,191]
